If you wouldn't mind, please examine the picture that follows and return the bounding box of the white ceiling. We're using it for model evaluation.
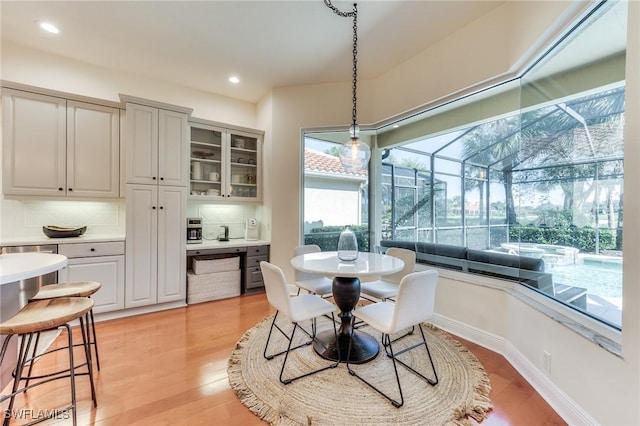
[1,1,505,104]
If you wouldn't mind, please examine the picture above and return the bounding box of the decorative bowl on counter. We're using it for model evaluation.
[42,225,87,238]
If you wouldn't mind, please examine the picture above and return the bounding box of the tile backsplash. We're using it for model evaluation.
[0,198,264,242]
[187,203,262,241]
[1,199,126,239]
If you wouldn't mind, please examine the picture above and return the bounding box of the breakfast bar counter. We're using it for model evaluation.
[0,252,68,388]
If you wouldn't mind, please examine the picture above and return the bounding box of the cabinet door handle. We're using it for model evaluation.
[160,206,164,210]
[153,177,157,180]
[90,248,95,252]
[68,188,73,191]
[58,187,64,191]
[152,206,156,210]
[160,177,164,181]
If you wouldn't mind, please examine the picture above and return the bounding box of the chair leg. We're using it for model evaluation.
[347,323,438,408]
[64,323,78,426]
[346,327,404,408]
[387,324,438,386]
[2,333,31,426]
[279,313,339,385]
[79,315,97,407]
[88,308,100,371]
[263,311,313,361]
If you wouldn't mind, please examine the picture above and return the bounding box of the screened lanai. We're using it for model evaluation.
[303,1,626,330]
[381,83,625,329]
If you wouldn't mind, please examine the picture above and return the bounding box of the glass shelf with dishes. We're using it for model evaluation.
[228,133,259,199]
[188,122,262,201]
[190,126,223,198]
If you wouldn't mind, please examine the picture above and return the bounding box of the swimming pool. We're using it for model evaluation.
[548,259,622,299]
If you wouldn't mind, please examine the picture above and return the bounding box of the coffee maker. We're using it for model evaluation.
[186,218,202,244]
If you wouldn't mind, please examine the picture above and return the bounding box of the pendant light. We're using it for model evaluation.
[324,1,371,172]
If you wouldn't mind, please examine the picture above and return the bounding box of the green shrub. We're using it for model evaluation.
[304,225,370,252]
[508,226,617,252]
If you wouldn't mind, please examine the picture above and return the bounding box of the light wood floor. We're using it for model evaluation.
[2,294,566,425]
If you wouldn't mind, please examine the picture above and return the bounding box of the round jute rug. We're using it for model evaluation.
[227,315,492,426]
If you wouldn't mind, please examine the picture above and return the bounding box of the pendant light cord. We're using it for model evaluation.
[324,1,358,137]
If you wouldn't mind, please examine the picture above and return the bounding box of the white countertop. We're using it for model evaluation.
[0,252,68,285]
[290,251,403,278]
[1,234,126,247]
[186,239,270,251]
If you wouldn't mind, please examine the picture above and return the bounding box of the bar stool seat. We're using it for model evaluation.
[31,281,101,299]
[0,297,96,426]
[31,281,102,370]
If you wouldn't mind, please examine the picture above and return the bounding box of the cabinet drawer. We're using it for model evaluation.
[187,246,247,256]
[245,254,269,269]
[246,266,264,289]
[247,245,269,257]
[58,241,125,258]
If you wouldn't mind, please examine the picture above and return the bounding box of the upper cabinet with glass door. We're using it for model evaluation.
[189,120,263,202]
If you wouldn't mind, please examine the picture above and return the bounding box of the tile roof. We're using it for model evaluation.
[305,148,368,177]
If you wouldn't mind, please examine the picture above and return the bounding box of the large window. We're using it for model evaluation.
[302,133,370,252]
[378,1,626,329]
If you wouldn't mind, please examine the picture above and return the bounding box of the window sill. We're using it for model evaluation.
[416,264,622,358]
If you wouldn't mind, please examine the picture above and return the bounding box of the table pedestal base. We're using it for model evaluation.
[313,275,379,364]
[313,328,379,364]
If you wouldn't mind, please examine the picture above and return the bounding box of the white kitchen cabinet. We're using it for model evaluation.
[125,184,186,308]
[2,88,120,197]
[67,101,120,197]
[126,103,188,187]
[188,119,263,202]
[58,241,125,313]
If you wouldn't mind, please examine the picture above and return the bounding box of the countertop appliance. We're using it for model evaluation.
[245,218,259,241]
[218,225,229,241]
[187,218,203,244]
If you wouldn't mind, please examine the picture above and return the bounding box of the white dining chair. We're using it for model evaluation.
[347,269,439,408]
[360,247,416,302]
[260,261,339,384]
[293,245,334,297]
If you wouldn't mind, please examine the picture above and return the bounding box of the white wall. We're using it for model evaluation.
[2,1,639,423]
[265,2,640,425]
[1,40,257,128]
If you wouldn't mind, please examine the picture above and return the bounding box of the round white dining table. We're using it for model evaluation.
[0,252,68,285]
[291,251,404,363]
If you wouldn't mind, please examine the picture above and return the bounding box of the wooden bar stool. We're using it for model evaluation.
[0,297,95,426]
[30,281,102,370]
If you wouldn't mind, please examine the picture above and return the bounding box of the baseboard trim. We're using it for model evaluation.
[431,313,597,425]
[94,301,187,323]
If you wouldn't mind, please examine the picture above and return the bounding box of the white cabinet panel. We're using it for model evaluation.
[58,255,125,314]
[2,89,66,196]
[125,185,158,308]
[157,186,187,303]
[126,103,158,185]
[125,184,185,308]
[126,104,187,187]
[158,109,188,187]
[2,89,121,198]
[67,101,120,197]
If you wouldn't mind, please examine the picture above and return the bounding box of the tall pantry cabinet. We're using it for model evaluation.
[124,98,192,308]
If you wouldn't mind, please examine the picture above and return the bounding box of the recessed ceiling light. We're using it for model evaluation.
[36,21,61,34]
[229,76,240,84]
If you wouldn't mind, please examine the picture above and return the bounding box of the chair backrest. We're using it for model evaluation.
[388,270,438,334]
[293,244,322,282]
[260,261,293,318]
[383,247,416,285]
